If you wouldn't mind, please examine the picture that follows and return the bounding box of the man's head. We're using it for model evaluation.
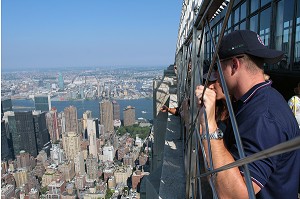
[217,30,284,99]
[219,30,284,64]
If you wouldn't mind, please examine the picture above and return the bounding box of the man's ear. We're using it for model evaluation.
[231,57,239,75]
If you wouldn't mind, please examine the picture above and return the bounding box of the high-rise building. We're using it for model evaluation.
[87,118,99,158]
[1,120,11,160]
[1,98,13,118]
[8,111,38,157]
[99,100,114,133]
[114,165,132,184]
[112,101,120,121]
[46,107,60,142]
[102,145,114,162]
[86,155,98,180]
[74,151,85,176]
[83,110,92,138]
[33,110,51,153]
[58,161,75,182]
[83,111,92,129]
[50,144,64,165]
[14,169,29,188]
[15,151,31,170]
[58,72,64,91]
[64,106,78,133]
[123,106,136,126]
[34,95,51,112]
[62,131,81,161]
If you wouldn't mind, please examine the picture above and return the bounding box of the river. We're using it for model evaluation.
[12,98,153,121]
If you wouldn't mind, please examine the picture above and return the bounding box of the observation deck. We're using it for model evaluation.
[146,0,300,198]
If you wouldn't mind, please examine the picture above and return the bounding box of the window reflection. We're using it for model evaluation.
[250,0,258,13]
[261,0,271,7]
[294,1,300,70]
[275,0,294,70]
[260,7,271,46]
[250,14,258,32]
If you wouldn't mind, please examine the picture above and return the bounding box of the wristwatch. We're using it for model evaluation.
[201,128,223,140]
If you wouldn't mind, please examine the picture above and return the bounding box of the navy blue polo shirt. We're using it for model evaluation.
[224,81,300,199]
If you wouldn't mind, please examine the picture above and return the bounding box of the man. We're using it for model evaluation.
[195,30,300,198]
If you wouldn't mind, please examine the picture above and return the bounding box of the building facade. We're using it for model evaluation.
[62,131,81,161]
[99,100,114,133]
[46,107,60,142]
[112,100,120,121]
[123,106,136,126]
[64,106,78,133]
[8,111,38,157]
[87,118,99,158]
[34,95,51,112]
[33,110,50,153]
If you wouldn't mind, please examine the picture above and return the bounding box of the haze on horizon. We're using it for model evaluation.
[1,0,182,70]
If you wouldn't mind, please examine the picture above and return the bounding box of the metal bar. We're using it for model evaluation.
[197,136,300,178]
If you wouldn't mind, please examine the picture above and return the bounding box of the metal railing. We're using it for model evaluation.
[175,0,300,198]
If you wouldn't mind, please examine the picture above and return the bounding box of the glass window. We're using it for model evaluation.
[261,0,271,7]
[250,0,259,13]
[240,21,246,30]
[294,0,300,70]
[227,14,232,28]
[240,2,247,20]
[260,8,271,47]
[275,0,294,70]
[250,14,258,32]
[234,7,240,24]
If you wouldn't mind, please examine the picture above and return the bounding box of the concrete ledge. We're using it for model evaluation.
[159,94,185,199]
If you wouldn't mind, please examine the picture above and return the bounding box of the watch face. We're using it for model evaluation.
[217,131,224,139]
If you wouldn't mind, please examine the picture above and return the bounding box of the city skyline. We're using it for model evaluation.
[2,0,182,70]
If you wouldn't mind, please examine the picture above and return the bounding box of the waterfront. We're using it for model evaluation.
[12,98,153,121]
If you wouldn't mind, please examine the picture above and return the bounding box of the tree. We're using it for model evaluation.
[105,189,114,199]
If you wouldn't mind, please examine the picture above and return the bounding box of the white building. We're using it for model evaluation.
[99,145,114,162]
[50,144,65,165]
[87,118,98,158]
[74,151,85,175]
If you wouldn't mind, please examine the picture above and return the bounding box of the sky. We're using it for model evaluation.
[1,0,183,70]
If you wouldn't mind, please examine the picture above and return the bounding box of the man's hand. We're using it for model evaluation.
[160,105,169,112]
[195,85,218,132]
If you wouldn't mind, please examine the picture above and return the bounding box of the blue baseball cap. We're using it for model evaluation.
[219,30,284,64]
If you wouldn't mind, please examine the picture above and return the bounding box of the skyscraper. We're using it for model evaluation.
[112,101,120,121]
[8,111,38,157]
[123,106,136,126]
[33,111,51,153]
[99,100,114,133]
[83,110,92,138]
[74,151,85,176]
[46,108,60,142]
[86,155,98,180]
[1,98,13,118]
[58,72,64,91]
[34,95,51,112]
[62,131,81,161]
[50,144,64,165]
[1,120,11,160]
[87,118,99,158]
[64,106,78,133]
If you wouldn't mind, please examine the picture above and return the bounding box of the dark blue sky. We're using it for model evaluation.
[2,0,182,70]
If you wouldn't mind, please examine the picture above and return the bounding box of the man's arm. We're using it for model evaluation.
[160,105,178,115]
[196,85,261,198]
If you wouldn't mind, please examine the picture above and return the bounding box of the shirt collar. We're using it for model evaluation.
[240,80,272,103]
[234,80,272,112]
